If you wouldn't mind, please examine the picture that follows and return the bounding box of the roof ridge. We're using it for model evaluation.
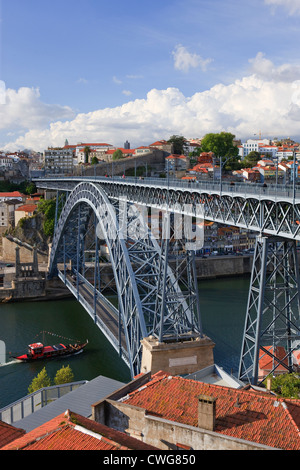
[280,400,300,437]
[120,372,169,401]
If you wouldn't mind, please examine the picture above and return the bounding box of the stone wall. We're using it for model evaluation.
[81,150,166,177]
[92,398,271,450]
[1,237,48,264]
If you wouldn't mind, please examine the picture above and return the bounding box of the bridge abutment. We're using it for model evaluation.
[141,335,215,376]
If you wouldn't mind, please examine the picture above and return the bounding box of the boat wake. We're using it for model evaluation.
[0,359,19,367]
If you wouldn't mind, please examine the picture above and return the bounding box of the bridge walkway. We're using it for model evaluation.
[57,267,129,364]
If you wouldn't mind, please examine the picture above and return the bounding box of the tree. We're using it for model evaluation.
[54,365,74,385]
[37,198,57,237]
[84,146,91,164]
[264,373,300,398]
[112,149,123,161]
[201,132,239,160]
[91,156,99,165]
[25,182,37,195]
[168,135,188,155]
[244,151,261,167]
[28,367,51,394]
[200,132,239,172]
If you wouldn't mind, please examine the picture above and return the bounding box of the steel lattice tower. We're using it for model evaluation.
[238,235,300,385]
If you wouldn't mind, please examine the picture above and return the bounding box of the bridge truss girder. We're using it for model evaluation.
[49,182,203,377]
[36,179,300,240]
[104,183,300,240]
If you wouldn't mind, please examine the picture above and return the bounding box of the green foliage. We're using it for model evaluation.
[264,373,300,398]
[25,182,37,195]
[243,151,261,168]
[201,132,239,159]
[28,367,51,394]
[37,198,57,238]
[28,365,75,394]
[91,156,99,165]
[54,365,74,385]
[168,135,187,155]
[84,146,91,164]
[0,180,36,194]
[18,217,26,229]
[112,149,124,160]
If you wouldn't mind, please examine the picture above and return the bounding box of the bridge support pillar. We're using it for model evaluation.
[140,335,215,376]
[238,235,300,385]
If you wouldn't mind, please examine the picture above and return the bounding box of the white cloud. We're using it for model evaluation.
[77,78,88,84]
[122,90,133,96]
[264,0,300,15]
[172,44,212,73]
[0,81,5,105]
[0,87,75,133]
[113,76,122,85]
[249,52,300,82]
[2,59,300,151]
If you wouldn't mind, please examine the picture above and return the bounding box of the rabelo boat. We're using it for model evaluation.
[11,332,88,362]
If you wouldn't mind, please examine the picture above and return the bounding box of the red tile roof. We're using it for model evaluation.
[15,204,37,213]
[106,148,135,155]
[0,191,24,199]
[121,372,300,450]
[2,410,158,451]
[259,346,288,374]
[0,420,26,449]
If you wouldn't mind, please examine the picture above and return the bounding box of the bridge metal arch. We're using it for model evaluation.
[49,182,151,377]
[48,182,202,377]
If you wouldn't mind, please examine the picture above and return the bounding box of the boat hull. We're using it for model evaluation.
[12,342,88,363]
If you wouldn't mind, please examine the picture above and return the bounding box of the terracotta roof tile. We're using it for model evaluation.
[2,410,158,451]
[122,372,300,450]
[0,420,26,448]
[15,204,37,212]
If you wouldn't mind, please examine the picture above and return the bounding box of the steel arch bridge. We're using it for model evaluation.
[35,176,300,385]
[48,181,202,378]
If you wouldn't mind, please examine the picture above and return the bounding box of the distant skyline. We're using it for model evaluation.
[1,0,300,151]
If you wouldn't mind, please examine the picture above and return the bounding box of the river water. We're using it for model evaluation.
[0,275,250,409]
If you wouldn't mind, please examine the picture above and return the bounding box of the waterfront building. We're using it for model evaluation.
[0,199,23,233]
[165,154,189,174]
[14,203,38,227]
[74,143,114,164]
[0,191,25,203]
[44,147,74,174]
[92,371,300,450]
[240,138,271,158]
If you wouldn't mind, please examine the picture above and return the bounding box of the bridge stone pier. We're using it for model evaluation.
[141,335,215,376]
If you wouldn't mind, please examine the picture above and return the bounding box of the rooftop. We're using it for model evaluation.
[0,420,25,449]
[15,204,37,213]
[2,410,158,450]
[0,191,24,199]
[120,371,300,450]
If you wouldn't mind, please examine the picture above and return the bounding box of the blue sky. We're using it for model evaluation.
[1,0,300,150]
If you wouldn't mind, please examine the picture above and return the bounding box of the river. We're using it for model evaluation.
[0,275,250,409]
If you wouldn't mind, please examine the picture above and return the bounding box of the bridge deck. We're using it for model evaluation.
[57,269,128,363]
[34,175,300,203]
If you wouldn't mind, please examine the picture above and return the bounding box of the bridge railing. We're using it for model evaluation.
[0,381,87,425]
[34,175,300,201]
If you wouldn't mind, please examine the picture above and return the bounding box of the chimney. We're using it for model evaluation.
[198,395,216,432]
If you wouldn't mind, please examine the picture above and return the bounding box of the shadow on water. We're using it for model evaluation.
[0,298,131,408]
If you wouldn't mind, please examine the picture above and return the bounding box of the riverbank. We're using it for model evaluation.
[0,254,253,303]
